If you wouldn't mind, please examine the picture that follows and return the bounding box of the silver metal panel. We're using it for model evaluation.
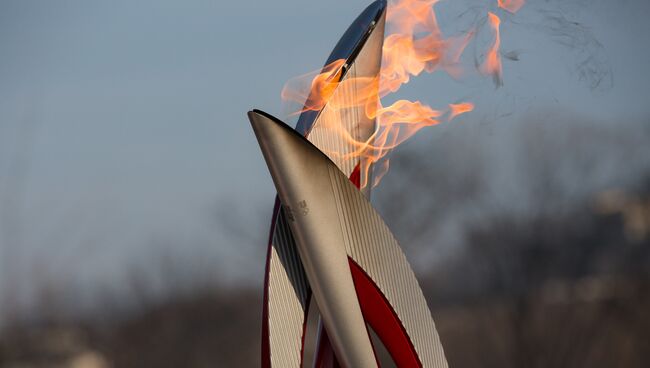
[251,111,378,368]
[267,210,310,367]
[251,112,448,368]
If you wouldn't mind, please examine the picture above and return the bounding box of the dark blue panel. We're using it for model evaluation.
[295,0,386,135]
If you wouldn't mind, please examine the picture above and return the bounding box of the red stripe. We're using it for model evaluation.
[349,163,361,188]
[314,328,342,368]
[299,293,312,366]
[349,258,422,367]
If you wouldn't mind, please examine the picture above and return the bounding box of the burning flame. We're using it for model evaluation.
[282,0,521,187]
[498,0,525,14]
[448,102,475,121]
[480,12,503,86]
[281,59,346,116]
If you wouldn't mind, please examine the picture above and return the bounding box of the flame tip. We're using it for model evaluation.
[280,0,520,187]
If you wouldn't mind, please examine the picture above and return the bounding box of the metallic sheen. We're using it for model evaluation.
[250,111,449,368]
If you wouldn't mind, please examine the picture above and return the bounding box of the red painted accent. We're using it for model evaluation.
[261,197,281,368]
[314,328,342,368]
[299,293,312,366]
[349,258,423,367]
[349,163,361,189]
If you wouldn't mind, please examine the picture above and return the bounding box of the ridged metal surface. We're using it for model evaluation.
[328,165,449,368]
[308,61,369,178]
[267,209,309,367]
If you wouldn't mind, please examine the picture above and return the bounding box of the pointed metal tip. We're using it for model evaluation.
[247,109,304,157]
[246,109,339,213]
[247,109,311,182]
[247,109,272,134]
[247,109,267,139]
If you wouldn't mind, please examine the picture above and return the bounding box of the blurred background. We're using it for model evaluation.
[1,0,649,367]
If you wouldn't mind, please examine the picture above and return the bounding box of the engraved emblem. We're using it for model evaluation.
[298,200,309,216]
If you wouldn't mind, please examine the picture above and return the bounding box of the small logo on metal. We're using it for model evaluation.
[298,200,309,216]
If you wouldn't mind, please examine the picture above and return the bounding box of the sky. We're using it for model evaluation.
[0,0,649,310]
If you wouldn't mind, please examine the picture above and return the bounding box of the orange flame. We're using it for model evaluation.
[282,1,519,187]
[281,59,346,115]
[448,102,475,121]
[380,0,473,95]
[498,0,525,14]
[480,12,503,86]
